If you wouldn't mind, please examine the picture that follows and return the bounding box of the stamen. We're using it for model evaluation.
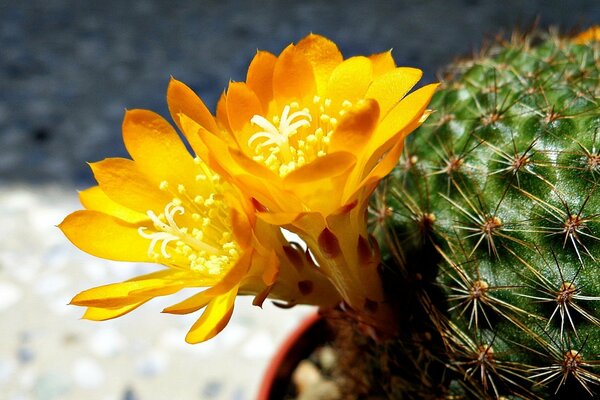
[247,97,351,176]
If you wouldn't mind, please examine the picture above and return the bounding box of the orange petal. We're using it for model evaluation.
[82,301,149,321]
[215,91,232,134]
[246,51,277,109]
[329,99,380,154]
[79,186,148,224]
[185,285,238,343]
[59,210,153,262]
[325,56,373,104]
[90,158,170,213]
[122,109,197,190]
[283,152,356,187]
[368,51,396,77]
[226,81,263,132]
[273,44,316,101]
[167,77,219,134]
[229,148,280,181]
[365,67,423,118]
[296,34,343,94]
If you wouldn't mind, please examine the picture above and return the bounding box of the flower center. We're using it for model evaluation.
[138,158,240,276]
[248,97,352,176]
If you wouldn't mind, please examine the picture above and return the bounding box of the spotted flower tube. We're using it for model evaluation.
[60,109,341,343]
[171,34,438,333]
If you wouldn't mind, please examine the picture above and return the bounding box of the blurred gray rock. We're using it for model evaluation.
[1,0,598,185]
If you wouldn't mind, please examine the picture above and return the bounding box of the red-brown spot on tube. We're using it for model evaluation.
[364,298,379,314]
[283,245,304,271]
[357,235,373,265]
[298,280,314,296]
[318,228,341,258]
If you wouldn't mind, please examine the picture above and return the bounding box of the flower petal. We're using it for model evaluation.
[325,56,373,104]
[365,67,423,118]
[90,158,170,213]
[296,34,343,94]
[215,92,232,133]
[122,109,197,190]
[368,50,396,77]
[370,83,439,154]
[163,249,252,314]
[167,77,219,134]
[246,51,277,109]
[329,99,379,154]
[60,210,154,262]
[70,270,185,307]
[82,301,149,321]
[79,186,148,224]
[226,82,263,132]
[185,285,238,343]
[273,44,316,101]
[282,152,356,187]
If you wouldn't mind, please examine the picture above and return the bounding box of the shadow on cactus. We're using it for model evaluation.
[363,26,600,399]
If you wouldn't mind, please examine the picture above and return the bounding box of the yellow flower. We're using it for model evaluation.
[61,109,340,343]
[170,34,437,332]
[573,26,600,44]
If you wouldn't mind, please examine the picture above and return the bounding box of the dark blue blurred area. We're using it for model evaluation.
[1,0,598,185]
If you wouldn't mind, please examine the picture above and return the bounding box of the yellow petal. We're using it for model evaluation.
[167,77,219,134]
[163,249,252,315]
[79,186,148,224]
[365,67,423,118]
[122,109,197,190]
[370,83,439,154]
[329,99,379,154]
[325,56,373,104]
[162,291,213,315]
[70,270,185,307]
[90,158,170,213]
[296,34,343,94]
[368,51,396,77]
[226,82,264,132]
[246,51,277,109]
[257,211,307,226]
[185,285,238,343]
[273,44,316,101]
[82,301,148,321]
[59,210,153,262]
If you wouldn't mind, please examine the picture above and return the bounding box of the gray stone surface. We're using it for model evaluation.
[1,0,599,185]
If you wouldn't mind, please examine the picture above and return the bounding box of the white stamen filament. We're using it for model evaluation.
[248,105,312,158]
[138,201,220,258]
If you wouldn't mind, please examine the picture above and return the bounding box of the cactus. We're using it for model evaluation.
[339,28,600,399]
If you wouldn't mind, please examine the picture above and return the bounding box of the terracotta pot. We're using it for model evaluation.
[257,313,329,400]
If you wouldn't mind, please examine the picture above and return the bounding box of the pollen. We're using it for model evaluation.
[137,166,241,277]
[247,98,353,176]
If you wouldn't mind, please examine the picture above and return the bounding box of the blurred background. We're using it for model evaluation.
[0,1,598,399]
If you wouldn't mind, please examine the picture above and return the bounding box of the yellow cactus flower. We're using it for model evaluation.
[573,26,600,44]
[170,34,437,333]
[60,109,340,343]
